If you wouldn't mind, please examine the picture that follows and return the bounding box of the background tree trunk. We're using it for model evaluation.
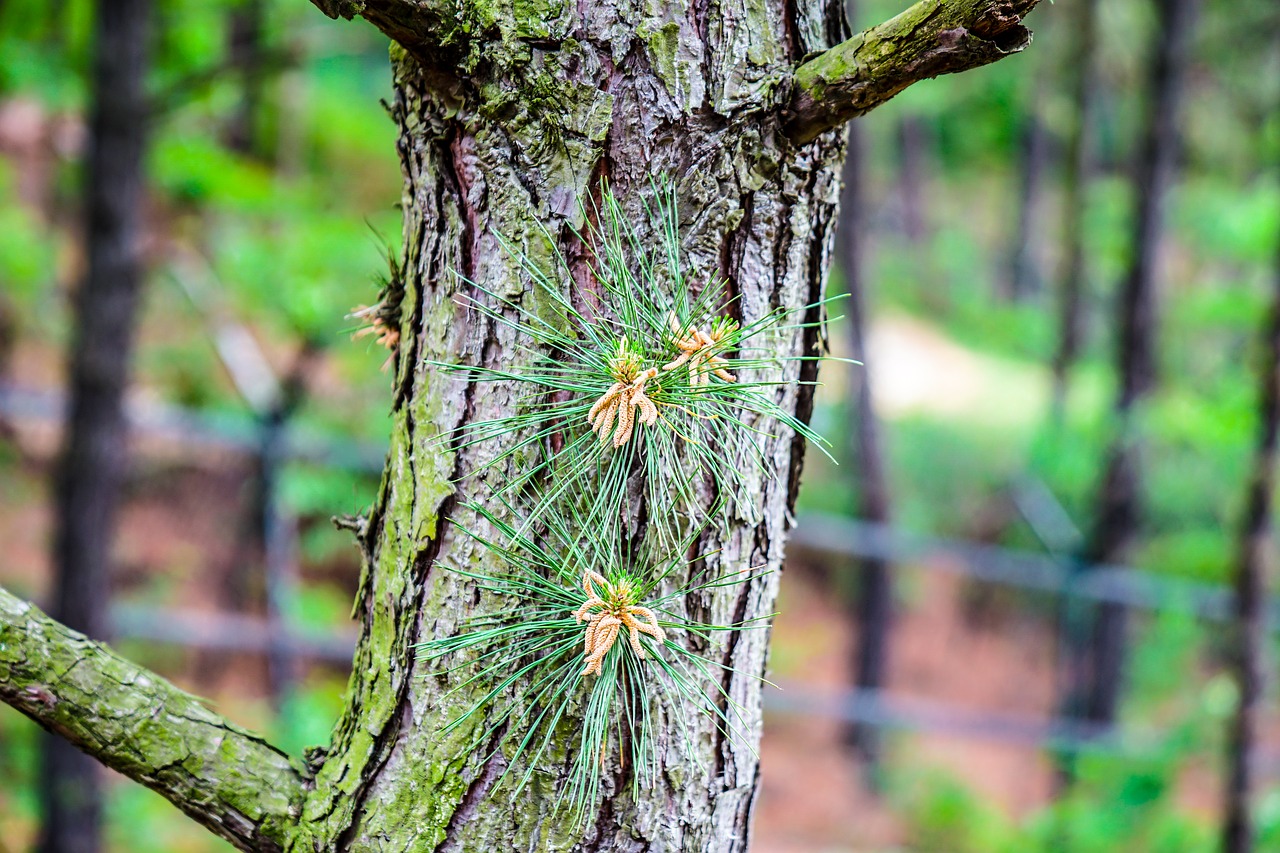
[1222,216,1280,853]
[39,1,150,851]
[225,0,268,158]
[1078,0,1198,729]
[288,9,851,848]
[1005,102,1048,302]
[1048,0,1101,421]
[835,68,894,781]
[895,115,930,248]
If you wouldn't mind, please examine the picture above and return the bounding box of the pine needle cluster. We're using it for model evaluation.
[414,182,839,826]
[418,500,766,821]
[427,184,836,536]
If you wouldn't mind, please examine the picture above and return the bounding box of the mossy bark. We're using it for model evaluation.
[0,589,305,852]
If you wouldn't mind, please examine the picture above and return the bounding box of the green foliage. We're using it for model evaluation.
[896,770,1020,853]
[0,706,38,839]
[0,0,92,104]
[894,634,1219,853]
[108,785,236,853]
[0,164,61,313]
[273,672,350,758]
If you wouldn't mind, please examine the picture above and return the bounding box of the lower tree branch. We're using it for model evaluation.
[785,0,1042,144]
[0,585,304,852]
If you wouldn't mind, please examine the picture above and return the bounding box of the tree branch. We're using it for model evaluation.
[0,585,304,852]
[784,0,1042,144]
[308,0,461,64]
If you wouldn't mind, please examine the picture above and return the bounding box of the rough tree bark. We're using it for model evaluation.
[1222,218,1280,853]
[1077,0,1197,728]
[40,2,150,851]
[1,1,1042,849]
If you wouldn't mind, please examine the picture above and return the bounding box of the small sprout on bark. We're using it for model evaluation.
[23,685,57,709]
[428,181,844,533]
[417,499,764,825]
[348,301,402,373]
[349,302,400,350]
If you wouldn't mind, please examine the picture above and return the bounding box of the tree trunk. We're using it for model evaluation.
[1222,218,1280,853]
[1078,0,1198,729]
[225,0,268,157]
[835,81,894,778]
[1005,104,1048,302]
[1,2,1044,850]
[1048,0,1100,421]
[292,33,852,853]
[39,2,150,852]
[895,115,930,247]
[290,0,1035,845]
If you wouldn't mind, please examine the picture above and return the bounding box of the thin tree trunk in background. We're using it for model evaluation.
[836,79,894,780]
[1050,0,1101,422]
[896,115,929,246]
[0,293,14,440]
[259,343,320,705]
[1222,220,1280,853]
[1005,102,1049,302]
[39,2,150,852]
[225,0,267,157]
[1079,0,1198,729]
[0,291,13,382]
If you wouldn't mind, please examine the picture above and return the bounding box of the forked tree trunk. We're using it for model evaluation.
[0,2,1043,850]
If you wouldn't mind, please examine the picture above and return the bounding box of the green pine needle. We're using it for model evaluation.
[427,181,847,542]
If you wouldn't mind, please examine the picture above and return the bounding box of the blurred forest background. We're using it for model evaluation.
[1,0,1279,850]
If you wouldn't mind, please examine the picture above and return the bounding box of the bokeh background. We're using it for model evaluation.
[1,0,1279,850]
